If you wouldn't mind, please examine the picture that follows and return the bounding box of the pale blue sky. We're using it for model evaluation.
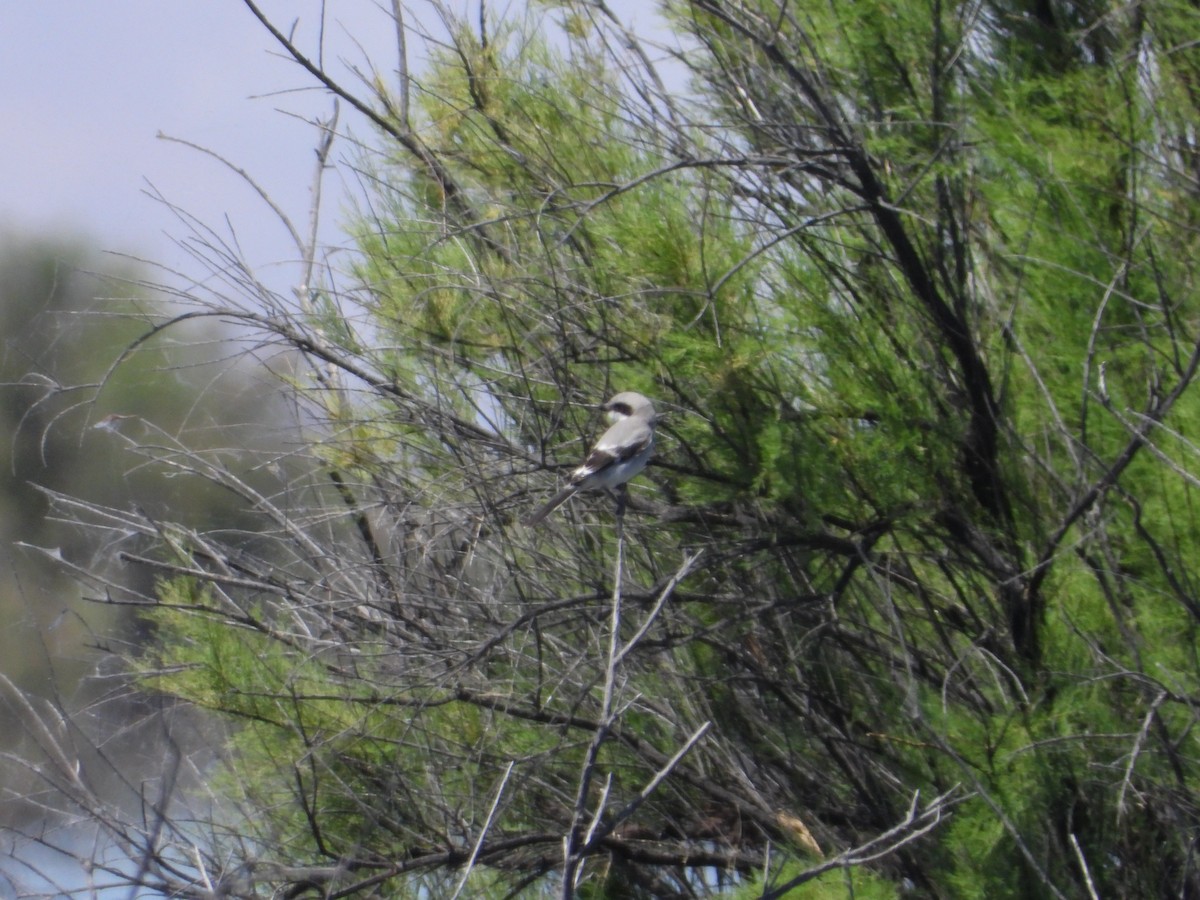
[2,2,418,281]
[1,1,668,290]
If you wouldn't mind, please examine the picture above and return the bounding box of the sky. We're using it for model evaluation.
[2,6,309,267]
[0,1,667,294]
[1,2,404,288]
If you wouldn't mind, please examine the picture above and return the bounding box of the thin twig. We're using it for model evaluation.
[156,132,305,256]
[1069,833,1101,900]
[758,788,965,900]
[1117,690,1166,822]
[617,551,702,665]
[582,721,712,852]
[450,760,515,900]
[390,0,410,129]
[561,506,627,898]
[297,100,339,308]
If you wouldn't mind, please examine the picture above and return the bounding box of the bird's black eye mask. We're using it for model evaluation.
[606,401,633,416]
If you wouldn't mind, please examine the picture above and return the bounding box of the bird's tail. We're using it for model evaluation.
[523,485,577,526]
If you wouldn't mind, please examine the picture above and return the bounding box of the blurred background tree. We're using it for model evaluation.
[4,0,1200,897]
[0,234,295,863]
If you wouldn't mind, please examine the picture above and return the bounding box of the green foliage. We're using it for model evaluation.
[732,864,899,899]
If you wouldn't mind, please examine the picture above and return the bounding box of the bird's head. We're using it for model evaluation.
[603,391,655,423]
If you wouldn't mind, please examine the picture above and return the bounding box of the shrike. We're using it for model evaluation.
[524,391,656,526]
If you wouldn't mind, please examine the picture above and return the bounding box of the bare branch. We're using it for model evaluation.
[759,788,967,899]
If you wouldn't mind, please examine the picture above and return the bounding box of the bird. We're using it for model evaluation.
[524,391,657,526]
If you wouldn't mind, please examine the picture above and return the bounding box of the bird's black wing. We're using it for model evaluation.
[575,431,652,480]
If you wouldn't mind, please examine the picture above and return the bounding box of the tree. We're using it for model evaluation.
[6,0,1200,896]
[0,234,294,885]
